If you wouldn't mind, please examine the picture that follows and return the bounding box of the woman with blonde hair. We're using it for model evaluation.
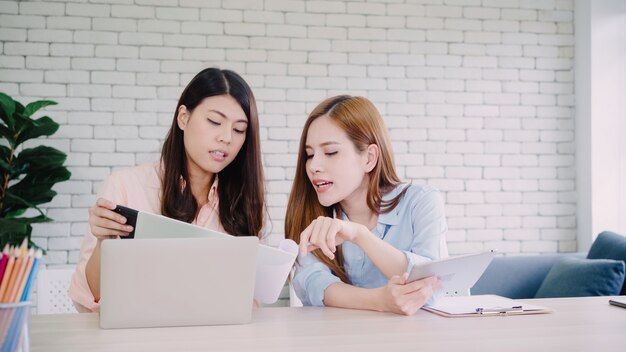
[285,95,448,315]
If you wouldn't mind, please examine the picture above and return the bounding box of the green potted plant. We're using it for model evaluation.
[0,92,71,249]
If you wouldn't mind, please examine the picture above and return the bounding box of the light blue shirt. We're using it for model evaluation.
[292,183,449,307]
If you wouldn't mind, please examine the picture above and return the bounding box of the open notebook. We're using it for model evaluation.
[423,294,553,317]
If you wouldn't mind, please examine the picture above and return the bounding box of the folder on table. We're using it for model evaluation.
[423,294,553,317]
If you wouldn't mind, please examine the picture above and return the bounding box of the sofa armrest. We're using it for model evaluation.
[471,253,585,299]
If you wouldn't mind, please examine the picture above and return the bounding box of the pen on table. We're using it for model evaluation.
[475,305,523,314]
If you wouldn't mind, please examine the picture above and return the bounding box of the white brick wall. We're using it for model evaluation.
[0,0,576,265]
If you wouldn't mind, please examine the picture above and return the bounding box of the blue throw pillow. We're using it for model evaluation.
[587,231,626,295]
[534,257,625,298]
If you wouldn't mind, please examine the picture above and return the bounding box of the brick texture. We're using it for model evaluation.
[0,0,576,266]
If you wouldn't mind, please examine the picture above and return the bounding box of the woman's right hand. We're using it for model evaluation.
[378,273,440,316]
[88,198,134,239]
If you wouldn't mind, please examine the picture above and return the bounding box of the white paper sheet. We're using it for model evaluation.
[426,295,549,315]
[134,211,297,304]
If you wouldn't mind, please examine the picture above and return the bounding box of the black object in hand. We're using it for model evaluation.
[112,205,138,239]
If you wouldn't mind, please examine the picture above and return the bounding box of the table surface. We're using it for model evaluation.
[31,296,626,352]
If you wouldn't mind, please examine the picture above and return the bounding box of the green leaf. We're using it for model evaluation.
[0,145,11,172]
[1,192,39,218]
[0,219,32,248]
[0,159,9,172]
[2,207,26,219]
[0,92,16,130]
[0,218,29,235]
[0,125,14,146]
[15,116,59,146]
[12,146,67,177]
[20,214,51,224]
[4,189,56,214]
[23,100,57,118]
[8,166,70,207]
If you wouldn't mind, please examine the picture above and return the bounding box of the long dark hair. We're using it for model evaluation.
[161,68,264,237]
[285,95,406,282]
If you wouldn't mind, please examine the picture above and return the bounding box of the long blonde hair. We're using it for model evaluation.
[285,95,407,282]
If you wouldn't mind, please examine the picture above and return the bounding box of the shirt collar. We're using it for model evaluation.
[377,185,404,226]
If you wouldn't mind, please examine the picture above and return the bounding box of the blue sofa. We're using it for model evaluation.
[471,231,626,299]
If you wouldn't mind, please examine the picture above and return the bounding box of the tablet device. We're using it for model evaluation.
[407,251,496,293]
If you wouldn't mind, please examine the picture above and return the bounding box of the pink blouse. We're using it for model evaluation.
[69,163,224,312]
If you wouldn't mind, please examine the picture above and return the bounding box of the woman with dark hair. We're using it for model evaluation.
[286,95,448,315]
[70,68,265,312]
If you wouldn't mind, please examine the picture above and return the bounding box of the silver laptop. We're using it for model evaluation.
[100,236,258,329]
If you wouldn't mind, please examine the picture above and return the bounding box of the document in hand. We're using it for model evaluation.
[423,294,552,317]
[131,210,298,304]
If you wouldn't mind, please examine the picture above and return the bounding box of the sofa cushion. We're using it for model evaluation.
[586,231,626,295]
[471,255,576,299]
[534,257,625,298]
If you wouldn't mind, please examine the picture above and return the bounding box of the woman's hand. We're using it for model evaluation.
[88,198,133,239]
[378,273,440,316]
[298,216,365,259]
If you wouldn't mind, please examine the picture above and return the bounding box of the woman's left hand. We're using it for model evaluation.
[298,216,365,259]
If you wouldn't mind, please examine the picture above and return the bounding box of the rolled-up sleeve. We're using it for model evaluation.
[403,188,449,273]
[292,253,341,307]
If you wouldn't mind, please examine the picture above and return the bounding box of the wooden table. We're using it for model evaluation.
[31,296,626,351]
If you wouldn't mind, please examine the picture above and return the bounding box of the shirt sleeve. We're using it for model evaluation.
[68,172,127,313]
[403,188,449,274]
[292,253,341,307]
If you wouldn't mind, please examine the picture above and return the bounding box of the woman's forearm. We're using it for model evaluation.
[323,282,385,311]
[354,226,408,278]
[85,239,102,302]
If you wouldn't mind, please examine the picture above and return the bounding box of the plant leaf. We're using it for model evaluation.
[0,92,16,130]
[0,218,29,235]
[0,125,14,146]
[19,214,51,224]
[23,100,57,118]
[0,159,9,172]
[1,191,41,217]
[0,145,11,172]
[15,116,60,146]
[0,219,32,248]
[8,166,71,207]
[2,207,26,219]
[12,146,67,177]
